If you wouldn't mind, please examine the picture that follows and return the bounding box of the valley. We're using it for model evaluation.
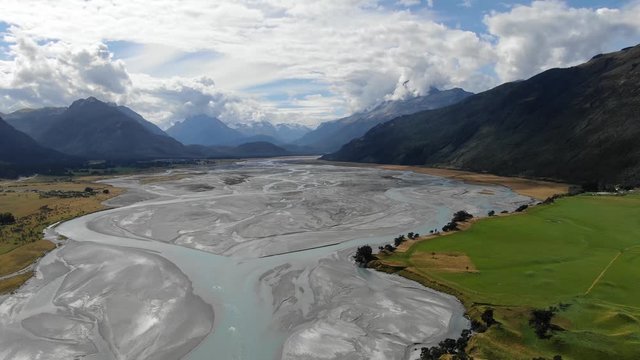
[0,158,531,359]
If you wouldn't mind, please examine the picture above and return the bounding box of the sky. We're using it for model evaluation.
[0,0,639,129]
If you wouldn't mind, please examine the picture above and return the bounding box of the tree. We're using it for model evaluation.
[394,235,406,247]
[353,245,374,266]
[408,232,414,239]
[529,307,558,339]
[515,204,529,212]
[103,189,110,194]
[488,210,496,216]
[442,222,458,232]
[481,308,497,327]
[84,187,94,193]
[0,212,16,225]
[384,244,395,252]
[452,210,473,222]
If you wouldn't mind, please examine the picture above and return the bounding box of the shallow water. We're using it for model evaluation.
[0,159,531,360]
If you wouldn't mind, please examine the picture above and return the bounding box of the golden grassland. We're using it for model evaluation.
[0,176,123,294]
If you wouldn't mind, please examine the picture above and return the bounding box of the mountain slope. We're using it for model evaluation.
[166,115,245,146]
[38,97,188,160]
[4,107,66,141]
[325,45,640,187]
[5,104,168,141]
[0,117,72,165]
[297,88,473,153]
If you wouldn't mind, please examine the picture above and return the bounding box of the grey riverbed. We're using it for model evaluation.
[0,158,531,360]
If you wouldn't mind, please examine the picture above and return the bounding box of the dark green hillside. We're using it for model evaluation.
[325,45,640,187]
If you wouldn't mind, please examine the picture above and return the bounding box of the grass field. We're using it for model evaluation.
[0,176,122,293]
[377,194,640,359]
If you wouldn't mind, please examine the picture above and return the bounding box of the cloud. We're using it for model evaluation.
[0,1,639,126]
[485,0,640,82]
[0,35,131,108]
[0,35,307,128]
[0,0,496,123]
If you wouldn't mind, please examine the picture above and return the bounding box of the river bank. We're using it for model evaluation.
[0,176,124,294]
[374,191,640,359]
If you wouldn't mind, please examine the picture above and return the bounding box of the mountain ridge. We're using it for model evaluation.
[324,45,640,187]
[296,88,473,153]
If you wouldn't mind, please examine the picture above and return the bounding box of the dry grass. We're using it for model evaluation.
[411,252,478,273]
[0,272,33,294]
[0,240,56,277]
[0,176,123,293]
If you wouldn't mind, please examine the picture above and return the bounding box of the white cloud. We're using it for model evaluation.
[0,0,639,127]
[485,0,640,82]
[0,34,131,108]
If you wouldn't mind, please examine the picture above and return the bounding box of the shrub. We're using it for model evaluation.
[442,222,458,232]
[353,245,374,266]
[0,212,16,225]
[452,210,473,222]
[529,307,559,339]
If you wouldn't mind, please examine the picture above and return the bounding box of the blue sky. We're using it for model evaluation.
[0,1,638,127]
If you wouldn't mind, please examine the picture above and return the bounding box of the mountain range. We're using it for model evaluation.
[2,98,293,167]
[296,88,473,153]
[166,116,311,146]
[324,44,640,187]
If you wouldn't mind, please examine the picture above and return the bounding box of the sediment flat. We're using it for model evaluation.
[0,158,531,359]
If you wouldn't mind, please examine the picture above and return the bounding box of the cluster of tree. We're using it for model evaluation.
[0,212,16,225]
[376,232,423,255]
[580,182,633,193]
[470,308,498,333]
[420,329,472,360]
[441,210,474,232]
[442,222,459,232]
[452,210,473,222]
[529,306,563,339]
[394,234,407,247]
[378,244,396,253]
[353,245,374,266]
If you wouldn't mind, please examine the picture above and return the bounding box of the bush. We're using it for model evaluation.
[515,204,529,212]
[84,187,94,193]
[529,307,559,339]
[442,222,458,232]
[452,210,473,222]
[353,245,374,266]
[481,308,498,327]
[0,212,16,225]
[420,328,473,360]
[394,235,406,247]
[384,244,395,252]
